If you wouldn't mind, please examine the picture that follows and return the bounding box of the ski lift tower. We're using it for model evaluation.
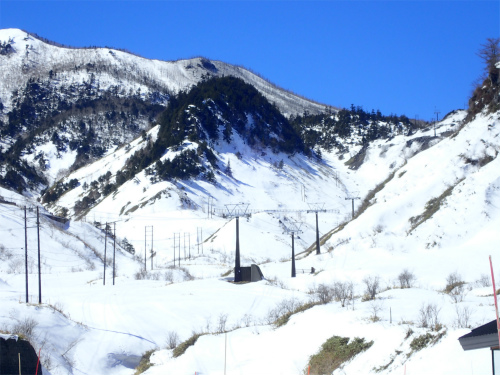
[307,203,327,255]
[345,193,360,220]
[282,220,303,277]
[224,203,250,282]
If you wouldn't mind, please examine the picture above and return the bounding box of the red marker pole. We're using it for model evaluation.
[489,255,500,348]
[35,348,41,375]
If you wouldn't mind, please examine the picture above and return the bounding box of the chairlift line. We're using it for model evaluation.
[212,207,338,217]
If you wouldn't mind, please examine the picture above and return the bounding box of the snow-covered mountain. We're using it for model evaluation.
[0,28,333,193]
[0,29,328,117]
[0,27,499,375]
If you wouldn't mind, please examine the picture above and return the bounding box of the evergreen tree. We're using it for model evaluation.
[225,160,232,177]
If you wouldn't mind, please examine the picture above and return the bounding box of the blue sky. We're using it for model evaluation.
[0,1,498,120]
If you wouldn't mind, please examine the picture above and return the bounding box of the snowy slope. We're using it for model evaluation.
[1,107,498,374]
[130,109,500,375]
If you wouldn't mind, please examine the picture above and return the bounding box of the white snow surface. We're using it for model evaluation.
[1,108,499,375]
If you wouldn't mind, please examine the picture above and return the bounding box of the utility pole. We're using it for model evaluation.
[145,226,153,270]
[207,196,214,219]
[173,233,176,267]
[282,220,302,278]
[113,222,116,285]
[36,207,41,304]
[224,203,250,282]
[151,226,154,271]
[104,222,108,285]
[197,228,200,255]
[235,217,240,281]
[188,233,191,259]
[24,206,28,303]
[307,203,326,255]
[345,194,360,220]
[434,108,440,137]
[178,232,181,267]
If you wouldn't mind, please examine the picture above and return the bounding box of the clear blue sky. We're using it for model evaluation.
[1,1,499,120]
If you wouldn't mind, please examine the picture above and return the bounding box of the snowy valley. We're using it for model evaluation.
[0,28,500,375]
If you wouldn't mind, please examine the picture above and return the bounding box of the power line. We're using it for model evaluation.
[212,207,337,217]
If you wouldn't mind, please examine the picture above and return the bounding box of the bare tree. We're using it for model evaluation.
[477,37,500,83]
[216,313,228,334]
[418,303,441,331]
[445,272,464,292]
[311,283,335,304]
[369,301,383,322]
[11,316,38,342]
[445,271,466,303]
[334,281,354,307]
[398,269,416,289]
[454,305,474,329]
[166,330,180,349]
[476,273,491,288]
[363,275,380,300]
[468,38,500,116]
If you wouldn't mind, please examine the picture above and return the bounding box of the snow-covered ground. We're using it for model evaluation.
[1,107,500,374]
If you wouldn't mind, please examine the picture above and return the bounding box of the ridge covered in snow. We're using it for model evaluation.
[0,28,328,118]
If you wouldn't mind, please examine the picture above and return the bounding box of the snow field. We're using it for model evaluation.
[1,105,500,374]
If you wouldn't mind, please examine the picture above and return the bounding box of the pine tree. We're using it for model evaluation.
[225,160,233,177]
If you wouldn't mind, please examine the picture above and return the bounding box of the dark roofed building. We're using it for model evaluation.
[459,319,499,374]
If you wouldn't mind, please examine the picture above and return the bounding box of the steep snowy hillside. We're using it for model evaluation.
[1,105,499,375]
[130,109,500,375]
[321,109,500,288]
[0,28,330,193]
